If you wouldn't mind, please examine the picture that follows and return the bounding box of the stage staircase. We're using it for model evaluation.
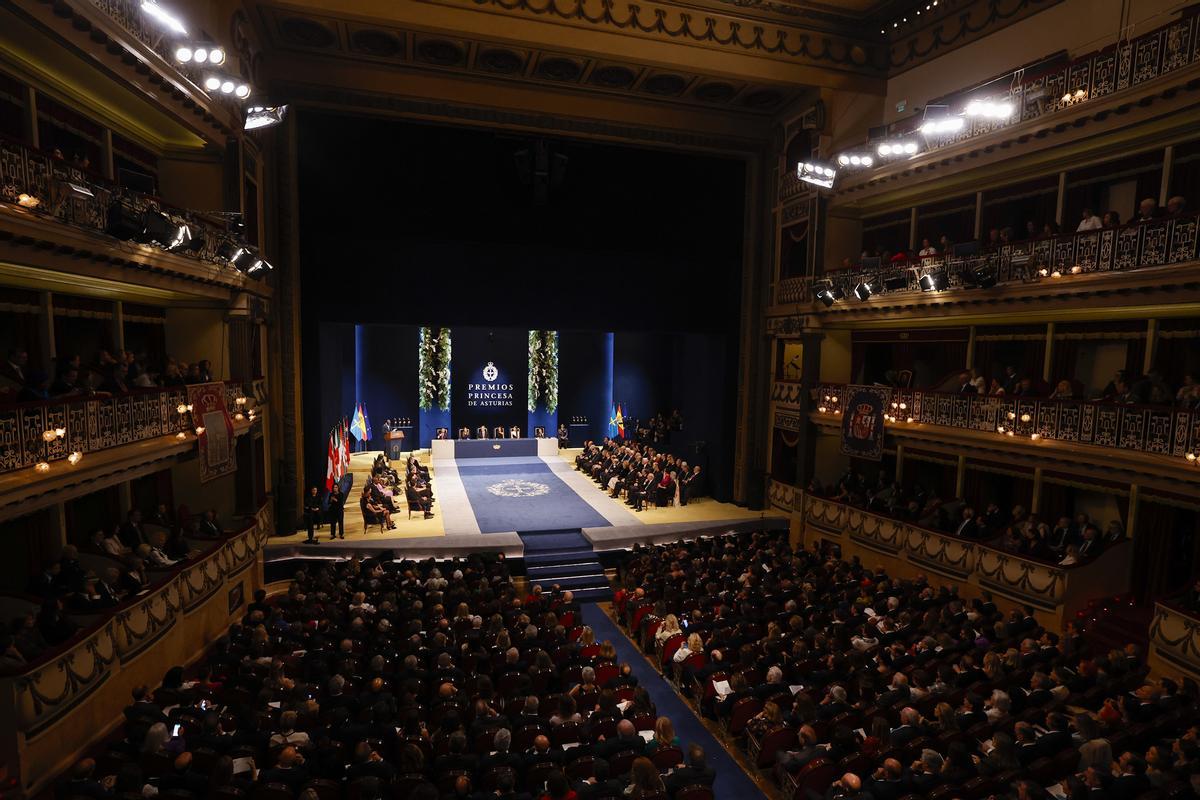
[519,529,611,602]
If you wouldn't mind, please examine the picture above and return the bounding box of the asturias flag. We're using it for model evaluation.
[350,403,367,442]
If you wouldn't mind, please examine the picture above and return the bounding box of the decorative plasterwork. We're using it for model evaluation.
[886,0,1063,73]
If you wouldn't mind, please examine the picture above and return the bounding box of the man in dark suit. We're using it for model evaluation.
[327,483,345,540]
[591,720,645,761]
[1014,723,1041,767]
[118,509,146,550]
[889,707,922,748]
[479,728,524,775]
[57,759,113,800]
[522,734,563,774]
[303,486,322,544]
[1105,752,1150,800]
[257,746,309,792]
[575,757,624,800]
[665,745,715,794]
[158,753,210,796]
[867,759,907,800]
[348,741,398,783]
[1037,713,1072,757]
[477,425,489,439]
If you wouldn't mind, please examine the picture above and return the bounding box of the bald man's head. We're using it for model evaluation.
[533,735,550,751]
[617,719,636,738]
[839,773,862,791]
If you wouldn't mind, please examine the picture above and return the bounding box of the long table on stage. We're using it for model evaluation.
[430,437,559,460]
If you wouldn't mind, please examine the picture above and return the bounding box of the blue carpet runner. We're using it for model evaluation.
[581,604,767,800]
[458,458,612,533]
[519,529,611,602]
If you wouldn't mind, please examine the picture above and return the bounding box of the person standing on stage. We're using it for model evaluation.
[476,424,488,439]
[558,423,569,449]
[327,482,345,540]
[303,487,322,544]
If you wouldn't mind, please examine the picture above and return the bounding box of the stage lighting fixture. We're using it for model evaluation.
[816,285,838,307]
[204,76,221,91]
[216,240,242,262]
[877,141,919,158]
[234,84,251,99]
[836,153,874,169]
[797,161,837,189]
[882,275,908,291]
[141,0,187,35]
[230,246,258,271]
[970,265,997,288]
[245,105,287,130]
[919,270,948,291]
[105,202,146,240]
[65,181,94,198]
[920,117,965,135]
[853,280,878,301]
[220,80,235,94]
[142,211,185,248]
[964,100,1014,119]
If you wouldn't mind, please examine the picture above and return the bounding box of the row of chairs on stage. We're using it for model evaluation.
[434,426,548,440]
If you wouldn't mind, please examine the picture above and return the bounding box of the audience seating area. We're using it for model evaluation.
[614,530,1199,800]
[58,555,721,800]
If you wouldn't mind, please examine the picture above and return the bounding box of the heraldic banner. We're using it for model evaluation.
[840,384,891,461]
[188,382,237,483]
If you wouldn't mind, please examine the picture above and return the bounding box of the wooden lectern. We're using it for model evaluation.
[385,429,404,460]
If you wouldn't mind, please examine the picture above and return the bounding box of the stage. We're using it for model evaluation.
[267,449,781,562]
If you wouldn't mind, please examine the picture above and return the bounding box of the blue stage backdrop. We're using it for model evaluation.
[451,328,529,436]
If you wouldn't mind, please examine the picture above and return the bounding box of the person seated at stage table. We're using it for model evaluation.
[360,484,394,530]
[534,426,546,438]
[435,427,448,440]
[493,425,507,439]
[458,426,471,439]
[476,424,488,439]
[510,425,521,439]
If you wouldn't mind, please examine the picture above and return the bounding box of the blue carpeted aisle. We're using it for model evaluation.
[457,457,612,533]
[581,604,767,800]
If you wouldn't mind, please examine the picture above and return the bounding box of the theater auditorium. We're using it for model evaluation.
[1,0,1199,799]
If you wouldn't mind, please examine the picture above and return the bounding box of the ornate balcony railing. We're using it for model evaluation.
[0,137,248,270]
[813,383,1200,460]
[798,493,1131,619]
[1151,601,1200,679]
[808,212,1200,305]
[0,502,273,793]
[0,382,251,475]
[877,11,1200,159]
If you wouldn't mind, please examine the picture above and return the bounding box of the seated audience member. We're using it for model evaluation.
[1077,208,1102,231]
[1102,210,1121,227]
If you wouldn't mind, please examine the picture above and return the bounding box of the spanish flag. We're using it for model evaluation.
[616,403,625,438]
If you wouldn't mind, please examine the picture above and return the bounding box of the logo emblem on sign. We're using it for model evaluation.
[483,362,498,381]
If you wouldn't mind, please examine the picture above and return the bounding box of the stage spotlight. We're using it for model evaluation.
[230,246,258,271]
[838,155,850,166]
[220,80,235,94]
[970,265,997,288]
[216,240,242,262]
[920,117,964,135]
[797,160,837,189]
[853,280,878,301]
[105,202,146,240]
[877,140,920,158]
[245,105,287,130]
[964,100,1014,118]
[64,181,94,198]
[141,0,187,35]
[142,211,183,247]
[175,46,193,63]
[204,76,221,91]
[209,48,225,65]
[816,285,838,307]
[234,84,251,99]
[919,270,948,291]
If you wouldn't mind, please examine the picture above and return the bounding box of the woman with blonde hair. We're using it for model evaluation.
[655,614,681,644]
[674,632,703,663]
[647,716,679,752]
[746,700,783,738]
